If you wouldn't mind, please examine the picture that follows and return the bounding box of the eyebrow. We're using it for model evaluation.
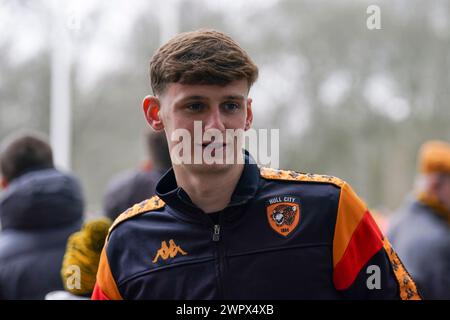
[178,95,245,103]
[223,95,245,101]
[181,95,206,101]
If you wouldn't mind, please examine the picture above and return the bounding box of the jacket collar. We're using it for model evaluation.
[155,151,260,225]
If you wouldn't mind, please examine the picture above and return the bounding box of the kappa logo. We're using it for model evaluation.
[152,239,188,263]
[266,196,300,237]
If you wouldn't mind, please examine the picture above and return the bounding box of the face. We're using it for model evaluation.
[143,79,253,174]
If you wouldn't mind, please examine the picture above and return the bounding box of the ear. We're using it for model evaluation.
[0,177,8,189]
[143,95,164,131]
[245,98,253,131]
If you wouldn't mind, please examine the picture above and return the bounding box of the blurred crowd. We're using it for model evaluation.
[0,130,170,299]
[0,130,449,299]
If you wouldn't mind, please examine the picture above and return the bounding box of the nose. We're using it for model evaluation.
[204,106,226,132]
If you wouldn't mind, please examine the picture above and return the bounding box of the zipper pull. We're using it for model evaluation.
[213,224,221,242]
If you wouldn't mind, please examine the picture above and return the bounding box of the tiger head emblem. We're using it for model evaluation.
[271,204,297,226]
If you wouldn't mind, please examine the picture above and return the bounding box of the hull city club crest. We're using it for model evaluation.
[266,196,300,237]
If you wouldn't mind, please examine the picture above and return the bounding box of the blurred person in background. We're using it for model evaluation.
[389,140,450,299]
[102,130,171,221]
[0,132,84,300]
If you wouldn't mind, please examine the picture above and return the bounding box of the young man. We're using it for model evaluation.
[92,29,420,300]
[389,140,450,299]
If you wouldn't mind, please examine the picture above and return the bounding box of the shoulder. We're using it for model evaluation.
[259,167,359,222]
[259,166,346,189]
[259,167,369,215]
[106,195,166,240]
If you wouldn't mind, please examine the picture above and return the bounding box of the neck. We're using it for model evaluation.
[173,164,244,213]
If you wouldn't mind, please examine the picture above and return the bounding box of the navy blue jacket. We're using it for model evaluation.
[93,160,420,300]
[0,169,83,299]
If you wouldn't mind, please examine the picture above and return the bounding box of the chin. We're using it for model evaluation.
[187,162,234,174]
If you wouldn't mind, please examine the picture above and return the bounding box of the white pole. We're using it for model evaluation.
[50,0,72,170]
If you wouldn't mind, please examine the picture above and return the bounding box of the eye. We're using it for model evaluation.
[222,102,241,112]
[186,103,205,112]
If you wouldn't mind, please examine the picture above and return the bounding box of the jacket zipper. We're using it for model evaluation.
[212,224,224,298]
[213,224,221,241]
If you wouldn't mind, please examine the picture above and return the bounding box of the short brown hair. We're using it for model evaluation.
[150,29,259,95]
[0,131,54,182]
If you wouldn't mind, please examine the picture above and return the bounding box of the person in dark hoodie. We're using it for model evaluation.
[0,131,84,300]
